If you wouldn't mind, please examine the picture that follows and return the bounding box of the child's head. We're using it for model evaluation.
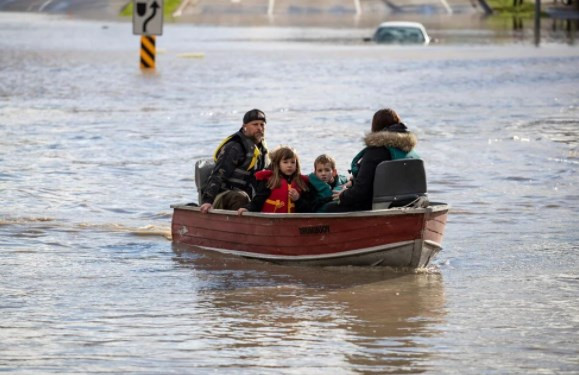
[314,154,337,183]
[270,146,301,177]
[213,190,250,210]
[267,146,308,191]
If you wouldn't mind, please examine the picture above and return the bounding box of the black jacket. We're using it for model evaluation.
[339,147,393,211]
[201,130,268,205]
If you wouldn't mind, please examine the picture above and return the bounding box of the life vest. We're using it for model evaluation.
[213,130,268,191]
[350,147,419,177]
[349,149,366,177]
[255,170,307,213]
[388,147,420,160]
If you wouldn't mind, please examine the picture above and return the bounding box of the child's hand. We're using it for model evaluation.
[332,189,343,201]
[288,188,300,202]
[237,208,248,216]
[200,203,213,213]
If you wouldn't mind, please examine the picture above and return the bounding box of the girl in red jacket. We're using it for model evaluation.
[238,146,312,214]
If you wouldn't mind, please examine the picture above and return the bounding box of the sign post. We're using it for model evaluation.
[133,0,163,70]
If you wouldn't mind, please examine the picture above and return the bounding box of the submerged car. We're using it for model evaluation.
[365,21,431,45]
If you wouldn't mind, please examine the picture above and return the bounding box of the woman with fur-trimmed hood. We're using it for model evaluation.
[328,108,419,212]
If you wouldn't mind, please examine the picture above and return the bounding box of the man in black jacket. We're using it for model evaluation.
[200,109,269,213]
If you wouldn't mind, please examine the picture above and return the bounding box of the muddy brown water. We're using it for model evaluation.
[0,12,578,374]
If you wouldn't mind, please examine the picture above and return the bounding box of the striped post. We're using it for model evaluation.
[140,35,156,70]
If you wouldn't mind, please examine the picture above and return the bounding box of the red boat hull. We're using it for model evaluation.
[171,203,449,268]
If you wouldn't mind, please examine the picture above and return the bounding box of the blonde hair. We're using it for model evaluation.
[268,146,309,192]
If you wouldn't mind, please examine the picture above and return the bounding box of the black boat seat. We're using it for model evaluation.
[372,159,428,209]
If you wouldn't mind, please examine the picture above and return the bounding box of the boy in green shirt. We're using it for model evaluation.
[308,154,350,212]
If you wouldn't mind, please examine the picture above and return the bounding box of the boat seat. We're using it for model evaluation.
[195,158,215,203]
[372,159,428,209]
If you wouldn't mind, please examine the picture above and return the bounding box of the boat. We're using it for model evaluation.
[170,203,448,268]
[171,158,449,268]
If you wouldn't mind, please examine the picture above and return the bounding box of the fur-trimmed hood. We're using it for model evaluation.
[363,130,417,152]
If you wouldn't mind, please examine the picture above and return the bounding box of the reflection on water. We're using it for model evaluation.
[502,17,579,46]
[173,245,445,373]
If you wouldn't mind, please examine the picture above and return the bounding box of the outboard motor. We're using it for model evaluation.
[372,159,429,209]
[194,158,214,204]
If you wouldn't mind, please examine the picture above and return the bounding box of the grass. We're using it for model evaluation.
[120,0,182,18]
[487,0,537,15]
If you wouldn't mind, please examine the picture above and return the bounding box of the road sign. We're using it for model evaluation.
[133,0,163,36]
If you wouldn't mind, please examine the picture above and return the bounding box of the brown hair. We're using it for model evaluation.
[213,190,250,210]
[371,108,401,133]
[268,146,309,192]
[314,154,336,170]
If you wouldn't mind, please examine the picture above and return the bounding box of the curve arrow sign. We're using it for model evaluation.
[143,1,160,34]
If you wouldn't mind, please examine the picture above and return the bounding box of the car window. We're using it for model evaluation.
[374,27,425,44]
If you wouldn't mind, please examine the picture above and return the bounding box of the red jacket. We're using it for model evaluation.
[253,170,309,213]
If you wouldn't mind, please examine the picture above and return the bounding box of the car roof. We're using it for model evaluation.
[373,21,430,44]
[377,21,427,30]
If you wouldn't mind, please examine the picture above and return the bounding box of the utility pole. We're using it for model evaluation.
[354,0,361,15]
[534,0,541,46]
[477,0,493,14]
[440,0,453,14]
[268,0,275,15]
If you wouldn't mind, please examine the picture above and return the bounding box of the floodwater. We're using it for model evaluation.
[1,11,578,374]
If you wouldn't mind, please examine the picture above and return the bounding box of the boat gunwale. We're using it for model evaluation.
[171,202,450,220]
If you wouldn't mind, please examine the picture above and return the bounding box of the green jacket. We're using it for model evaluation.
[308,173,349,212]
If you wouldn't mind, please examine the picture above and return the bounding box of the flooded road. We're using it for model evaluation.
[1,12,578,374]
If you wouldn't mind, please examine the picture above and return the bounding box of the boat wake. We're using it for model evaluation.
[1,217,172,240]
[77,223,172,240]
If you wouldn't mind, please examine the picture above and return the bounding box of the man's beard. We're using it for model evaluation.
[249,133,263,144]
